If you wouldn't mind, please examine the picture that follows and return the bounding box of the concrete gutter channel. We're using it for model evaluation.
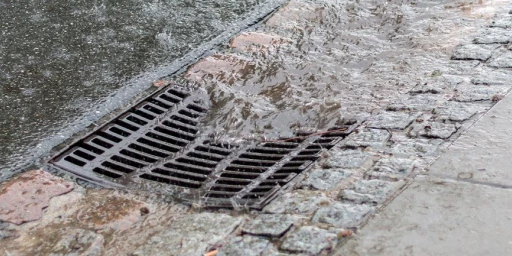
[1,0,512,255]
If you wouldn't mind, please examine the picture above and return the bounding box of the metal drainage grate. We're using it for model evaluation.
[49,84,357,209]
[50,85,210,186]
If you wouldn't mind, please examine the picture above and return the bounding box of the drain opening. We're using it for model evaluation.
[48,83,357,209]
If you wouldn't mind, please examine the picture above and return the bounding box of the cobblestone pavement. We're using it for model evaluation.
[1,0,512,255]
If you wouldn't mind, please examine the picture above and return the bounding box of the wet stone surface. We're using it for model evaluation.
[263,190,332,215]
[387,95,445,112]
[312,203,374,228]
[409,122,458,139]
[488,50,512,68]
[453,84,509,102]
[451,44,499,61]
[218,236,279,256]
[301,169,352,191]
[280,226,338,255]
[341,180,405,205]
[491,15,512,28]
[389,137,444,157]
[368,112,419,130]
[133,212,244,255]
[343,129,391,149]
[473,27,511,44]
[0,170,74,225]
[230,32,289,51]
[3,0,512,255]
[433,101,490,122]
[367,157,416,181]
[471,68,512,85]
[242,214,295,237]
[323,149,373,169]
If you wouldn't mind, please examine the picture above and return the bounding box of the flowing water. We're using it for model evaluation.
[0,0,276,179]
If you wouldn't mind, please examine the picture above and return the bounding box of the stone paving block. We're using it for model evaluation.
[230,32,289,51]
[368,111,418,130]
[409,121,458,139]
[323,149,373,169]
[488,50,512,68]
[0,227,105,256]
[334,177,512,256]
[440,74,465,87]
[76,190,146,231]
[301,169,352,190]
[366,157,416,181]
[218,236,279,256]
[280,226,338,255]
[472,27,511,44]
[451,44,499,61]
[390,137,443,157]
[453,85,509,102]
[433,101,490,122]
[242,214,295,237]
[185,54,254,82]
[442,60,481,75]
[312,203,374,228]
[386,94,444,112]
[266,0,322,29]
[340,180,405,205]
[0,223,16,241]
[409,79,449,94]
[471,68,512,85]
[263,190,333,214]
[133,212,243,255]
[343,129,391,149]
[490,16,512,28]
[0,170,74,225]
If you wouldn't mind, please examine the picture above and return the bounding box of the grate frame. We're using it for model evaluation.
[48,83,358,209]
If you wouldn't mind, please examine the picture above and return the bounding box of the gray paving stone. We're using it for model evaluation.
[442,60,481,75]
[472,27,511,44]
[341,180,405,204]
[323,149,373,169]
[440,74,465,87]
[471,68,512,85]
[218,236,278,256]
[367,157,416,181]
[280,226,338,255]
[490,16,512,28]
[312,203,374,228]
[301,169,352,190]
[133,213,243,255]
[409,79,450,94]
[343,129,391,149]
[488,50,512,68]
[451,44,499,61]
[387,95,444,112]
[390,138,443,157]
[263,190,332,214]
[242,214,295,237]
[433,101,490,122]
[454,85,509,102]
[409,122,458,139]
[368,112,418,130]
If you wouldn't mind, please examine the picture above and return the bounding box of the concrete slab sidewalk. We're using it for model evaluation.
[428,93,512,187]
[335,177,512,256]
[334,94,512,256]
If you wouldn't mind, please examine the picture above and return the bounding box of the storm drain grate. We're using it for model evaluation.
[49,83,357,209]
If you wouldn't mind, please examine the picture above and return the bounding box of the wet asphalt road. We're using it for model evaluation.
[0,0,268,180]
